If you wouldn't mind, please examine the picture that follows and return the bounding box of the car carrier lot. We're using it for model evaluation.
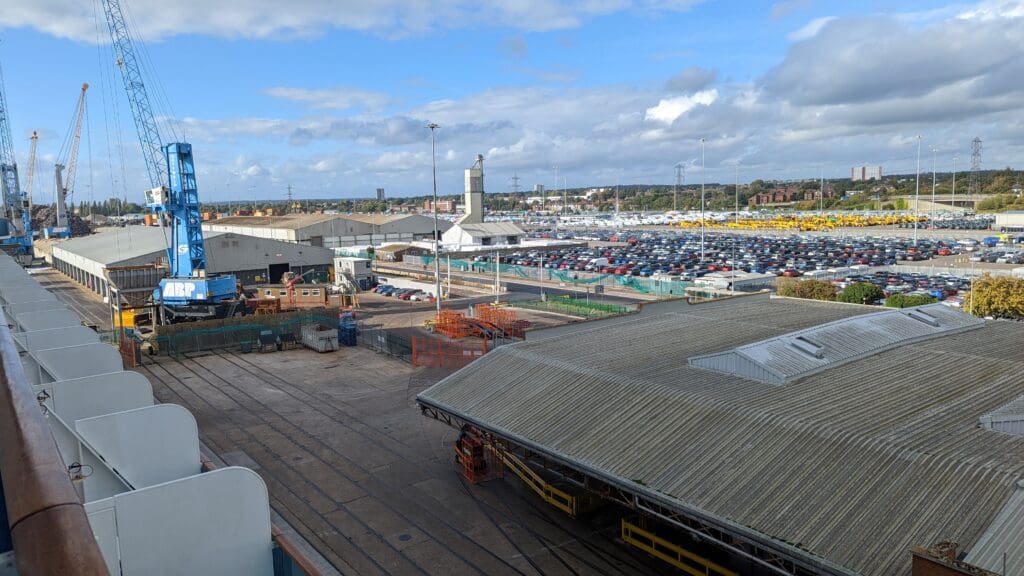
[136,347,664,576]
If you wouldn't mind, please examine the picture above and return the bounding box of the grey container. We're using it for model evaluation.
[301,323,339,352]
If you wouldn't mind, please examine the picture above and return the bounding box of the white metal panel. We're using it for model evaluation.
[85,505,121,576]
[13,308,80,332]
[76,404,200,489]
[33,343,123,382]
[13,326,100,353]
[39,371,154,424]
[85,467,273,576]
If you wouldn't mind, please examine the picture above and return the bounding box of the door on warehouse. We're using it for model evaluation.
[268,263,290,284]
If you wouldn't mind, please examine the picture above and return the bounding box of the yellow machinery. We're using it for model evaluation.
[621,518,737,576]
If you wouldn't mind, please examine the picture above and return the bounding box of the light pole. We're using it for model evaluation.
[952,156,958,214]
[427,122,441,313]
[914,135,921,247]
[700,137,706,265]
[931,147,937,223]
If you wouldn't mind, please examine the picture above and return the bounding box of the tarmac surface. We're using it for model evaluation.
[135,348,664,576]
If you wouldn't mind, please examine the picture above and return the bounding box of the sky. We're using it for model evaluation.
[1,0,1024,204]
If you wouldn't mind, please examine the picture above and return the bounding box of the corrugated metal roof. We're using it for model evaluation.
[206,214,342,229]
[417,297,1024,576]
[965,481,1024,575]
[52,226,173,266]
[452,222,525,237]
[689,304,984,384]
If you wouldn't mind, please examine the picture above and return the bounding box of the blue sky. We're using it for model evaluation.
[1,0,1021,203]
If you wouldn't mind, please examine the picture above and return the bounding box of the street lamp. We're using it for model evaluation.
[931,147,937,223]
[952,155,958,214]
[700,137,706,265]
[427,122,441,313]
[914,135,922,247]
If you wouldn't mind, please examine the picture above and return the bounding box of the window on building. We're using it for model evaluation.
[264,289,272,296]
[507,235,519,244]
[312,289,321,296]
[301,289,310,296]
[481,236,492,245]
[279,289,287,296]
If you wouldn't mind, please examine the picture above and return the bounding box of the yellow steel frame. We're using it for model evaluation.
[489,446,579,517]
[621,519,737,576]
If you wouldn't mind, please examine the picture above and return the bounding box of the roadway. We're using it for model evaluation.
[374,264,650,306]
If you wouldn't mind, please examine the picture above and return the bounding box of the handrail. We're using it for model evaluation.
[0,307,109,575]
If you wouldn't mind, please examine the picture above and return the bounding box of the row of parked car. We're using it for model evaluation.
[371,285,433,301]
[835,271,973,301]
[969,249,1024,265]
[504,230,972,278]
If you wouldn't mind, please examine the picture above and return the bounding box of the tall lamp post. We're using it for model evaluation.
[700,137,706,265]
[931,147,937,225]
[914,135,922,247]
[427,122,441,313]
[952,155,958,214]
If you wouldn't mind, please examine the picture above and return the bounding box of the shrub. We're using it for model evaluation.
[776,278,837,301]
[837,282,885,304]
[963,274,1024,318]
[884,293,937,308]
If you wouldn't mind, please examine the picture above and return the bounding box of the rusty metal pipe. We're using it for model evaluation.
[0,307,108,575]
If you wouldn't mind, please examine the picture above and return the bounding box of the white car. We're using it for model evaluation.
[410,292,432,301]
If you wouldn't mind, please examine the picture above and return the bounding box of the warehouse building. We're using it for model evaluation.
[51,227,335,299]
[202,213,450,247]
[995,210,1024,232]
[418,296,1024,576]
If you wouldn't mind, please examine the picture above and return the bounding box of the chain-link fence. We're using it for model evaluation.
[512,297,634,319]
[357,323,413,362]
[409,255,689,296]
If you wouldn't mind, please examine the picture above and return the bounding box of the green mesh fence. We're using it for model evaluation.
[512,297,633,319]
[154,313,337,356]
[416,255,689,296]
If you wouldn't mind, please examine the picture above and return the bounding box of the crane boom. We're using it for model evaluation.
[0,62,24,234]
[25,131,37,207]
[100,0,165,190]
[63,83,89,201]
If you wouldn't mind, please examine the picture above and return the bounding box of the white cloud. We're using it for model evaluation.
[787,16,835,41]
[264,87,391,112]
[0,0,705,42]
[644,90,718,124]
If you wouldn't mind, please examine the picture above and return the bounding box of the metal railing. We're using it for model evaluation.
[0,309,109,575]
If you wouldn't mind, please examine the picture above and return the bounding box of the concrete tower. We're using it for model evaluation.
[459,154,485,225]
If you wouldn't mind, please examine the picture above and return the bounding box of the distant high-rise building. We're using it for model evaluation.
[376,188,386,201]
[851,166,882,181]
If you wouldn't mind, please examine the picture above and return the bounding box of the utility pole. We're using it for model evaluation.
[969,137,982,207]
[286,184,293,214]
[931,147,937,222]
[700,138,706,264]
[914,135,922,247]
[427,122,441,312]
[673,163,684,212]
[819,168,824,218]
[952,156,958,213]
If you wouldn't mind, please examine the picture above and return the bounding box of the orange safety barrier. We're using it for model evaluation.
[412,335,487,369]
[434,310,472,339]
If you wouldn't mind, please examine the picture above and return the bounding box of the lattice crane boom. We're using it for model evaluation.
[100,0,165,190]
[25,131,37,206]
[0,62,24,233]
[62,83,89,200]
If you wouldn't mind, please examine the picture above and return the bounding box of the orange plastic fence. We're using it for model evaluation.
[412,335,487,369]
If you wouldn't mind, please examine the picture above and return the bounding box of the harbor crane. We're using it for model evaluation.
[100,0,239,322]
[50,83,89,239]
[0,61,33,262]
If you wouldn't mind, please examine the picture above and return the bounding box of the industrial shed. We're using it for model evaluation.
[418,296,1024,576]
[51,227,334,298]
[202,213,450,247]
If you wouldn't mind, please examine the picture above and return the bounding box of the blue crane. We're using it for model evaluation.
[0,62,33,260]
[100,0,238,320]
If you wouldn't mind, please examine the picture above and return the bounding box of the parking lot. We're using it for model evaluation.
[506,229,1020,280]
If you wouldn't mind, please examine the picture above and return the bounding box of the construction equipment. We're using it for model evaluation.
[101,0,239,322]
[0,61,33,263]
[281,269,316,305]
[49,83,89,239]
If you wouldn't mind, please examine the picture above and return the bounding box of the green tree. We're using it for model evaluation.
[963,274,1024,318]
[776,278,837,301]
[884,293,937,308]
[837,282,885,304]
